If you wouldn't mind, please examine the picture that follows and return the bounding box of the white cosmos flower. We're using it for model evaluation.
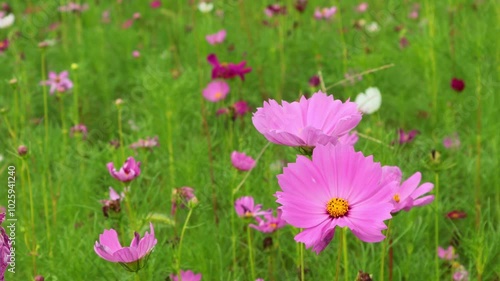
[365,22,380,33]
[198,2,214,13]
[354,87,382,114]
[0,13,15,29]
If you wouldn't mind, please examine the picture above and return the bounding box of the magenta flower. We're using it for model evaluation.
[384,166,434,213]
[233,100,251,117]
[250,209,287,233]
[169,270,202,281]
[1,213,11,281]
[0,39,8,53]
[337,131,358,146]
[235,196,271,218]
[94,223,157,272]
[69,124,88,139]
[443,133,460,149]
[252,91,362,148]
[58,2,89,13]
[171,187,198,215]
[308,75,320,87]
[264,4,287,17]
[314,7,337,20]
[451,78,465,92]
[202,80,230,102]
[41,71,74,94]
[231,151,256,171]
[107,157,141,182]
[206,29,226,45]
[276,144,396,254]
[150,0,161,9]
[207,54,252,81]
[446,210,467,220]
[294,0,308,13]
[129,136,159,150]
[395,129,419,144]
[100,187,124,218]
[438,246,458,261]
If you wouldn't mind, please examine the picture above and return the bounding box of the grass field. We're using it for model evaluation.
[0,0,499,280]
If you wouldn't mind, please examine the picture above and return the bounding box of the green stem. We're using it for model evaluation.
[23,158,37,275]
[299,240,305,281]
[41,49,49,148]
[117,105,125,162]
[343,228,349,281]
[72,67,80,125]
[247,226,256,281]
[176,207,194,279]
[434,172,440,281]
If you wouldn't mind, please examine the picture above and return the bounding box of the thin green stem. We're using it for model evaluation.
[232,142,271,195]
[342,228,349,281]
[299,240,305,281]
[434,172,440,281]
[117,105,125,162]
[177,207,194,280]
[41,50,49,148]
[72,66,80,125]
[335,231,342,281]
[247,226,256,281]
[23,158,37,275]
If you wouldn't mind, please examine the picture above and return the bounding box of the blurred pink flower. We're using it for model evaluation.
[276,144,395,254]
[453,265,469,281]
[59,2,89,13]
[399,37,409,49]
[308,75,320,87]
[233,100,251,117]
[100,187,124,218]
[107,157,141,182]
[395,129,419,144]
[206,29,226,45]
[264,4,287,17]
[69,124,88,139]
[41,71,74,94]
[130,136,159,150]
[451,78,465,92]
[169,270,202,281]
[0,39,8,53]
[133,12,141,20]
[150,0,161,9]
[356,3,368,13]
[252,91,362,148]
[314,6,337,20]
[443,133,460,149]
[102,10,110,23]
[203,80,229,102]
[122,19,134,29]
[294,0,308,13]
[235,196,271,218]
[171,187,198,215]
[1,213,11,281]
[132,50,140,58]
[207,54,252,81]
[438,246,458,261]
[446,210,467,220]
[94,223,157,272]
[231,151,256,171]
[250,209,287,233]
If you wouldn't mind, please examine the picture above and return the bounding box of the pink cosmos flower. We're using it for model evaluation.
[233,100,251,117]
[107,157,141,182]
[1,213,11,281]
[202,80,230,102]
[451,78,465,92]
[399,37,409,49]
[102,10,110,23]
[132,50,140,58]
[206,29,226,45]
[169,270,202,281]
[0,39,8,53]
[69,124,88,139]
[231,151,256,171]
[133,12,141,20]
[207,54,252,81]
[446,210,467,220]
[438,246,458,261]
[100,187,124,218]
[314,7,337,20]
[171,187,199,215]
[150,0,161,9]
[337,131,358,146]
[308,75,320,87]
[58,2,89,13]
[453,265,469,281]
[250,209,287,233]
[356,3,368,13]
[252,91,362,148]
[129,136,159,150]
[382,166,434,213]
[122,19,134,29]
[294,0,308,13]
[264,4,287,17]
[395,129,419,144]
[276,144,396,254]
[235,196,271,218]
[41,71,74,94]
[443,133,460,149]
[94,223,157,272]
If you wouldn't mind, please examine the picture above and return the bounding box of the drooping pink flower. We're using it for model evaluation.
[0,39,8,53]
[252,91,362,148]
[107,157,141,182]
[69,124,88,139]
[235,196,271,218]
[276,144,396,254]
[314,6,337,20]
[100,187,124,218]
[171,187,198,215]
[169,270,202,281]
[446,210,467,220]
[206,29,226,45]
[94,223,157,272]
[1,213,11,281]
[443,133,460,149]
[264,4,287,17]
[150,0,161,9]
[129,136,159,150]
[385,166,434,213]
[356,3,368,13]
[207,54,252,81]
[250,209,287,233]
[231,151,256,171]
[395,129,419,144]
[294,0,308,13]
[202,80,230,102]
[437,246,458,261]
[41,71,74,94]
[308,75,320,87]
[337,131,358,146]
[451,78,465,92]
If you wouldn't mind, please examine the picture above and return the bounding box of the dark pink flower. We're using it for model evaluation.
[231,151,256,171]
[308,75,320,87]
[451,78,465,92]
[203,80,230,102]
[107,157,141,182]
[206,29,227,45]
[129,136,159,150]
[446,210,467,220]
[207,54,252,81]
[235,196,271,218]
[94,223,157,272]
[41,71,74,94]
[264,4,287,17]
[395,129,419,144]
[437,246,458,261]
[150,0,161,9]
[0,39,8,53]
[69,124,88,139]
[294,0,308,13]
[250,209,287,233]
[169,270,202,281]
[100,187,124,218]
[1,213,11,280]
[399,37,409,49]
[233,100,251,117]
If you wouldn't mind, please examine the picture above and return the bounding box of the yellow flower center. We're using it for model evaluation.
[393,194,400,203]
[214,92,222,99]
[0,42,4,48]
[326,198,349,218]
[270,223,277,229]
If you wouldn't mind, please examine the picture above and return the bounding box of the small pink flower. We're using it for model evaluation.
[250,209,287,233]
[69,124,88,139]
[206,29,227,45]
[308,75,320,87]
[150,0,161,9]
[132,50,140,58]
[171,187,198,215]
[437,246,458,261]
[453,265,469,281]
[408,10,419,19]
[100,187,124,218]
[399,37,409,49]
[231,151,256,171]
[395,129,419,144]
[207,54,252,81]
[203,80,230,102]
[443,133,460,149]
[451,78,465,92]
[0,39,8,53]
[235,196,271,218]
[233,100,251,118]
[133,12,141,20]
[264,4,287,17]
[356,3,368,13]
[294,0,308,13]
[94,223,157,272]
[59,2,89,13]
[314,6,337,20]
[102,10,110,23]
[129,136,159,150]
[446,210,467,220]
[169,270,202,281]
[107,157,141,182]
[122,19,134,29]
[41,71,74,94]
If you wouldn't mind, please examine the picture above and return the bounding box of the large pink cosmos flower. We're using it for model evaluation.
[231,151,256,171]
[381,166,434,213]
[169,270,202,281]
[202,80,229,102]
[276,144,396,254]
[206,29,226,45]
[94,223,157,272]
[1,213,11,280]
[252,92,362,148]
[41,71,74,94]
[235,196,271,218]
[107,157,141,182]
[207,54,252,81]
[250,209,287,233]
